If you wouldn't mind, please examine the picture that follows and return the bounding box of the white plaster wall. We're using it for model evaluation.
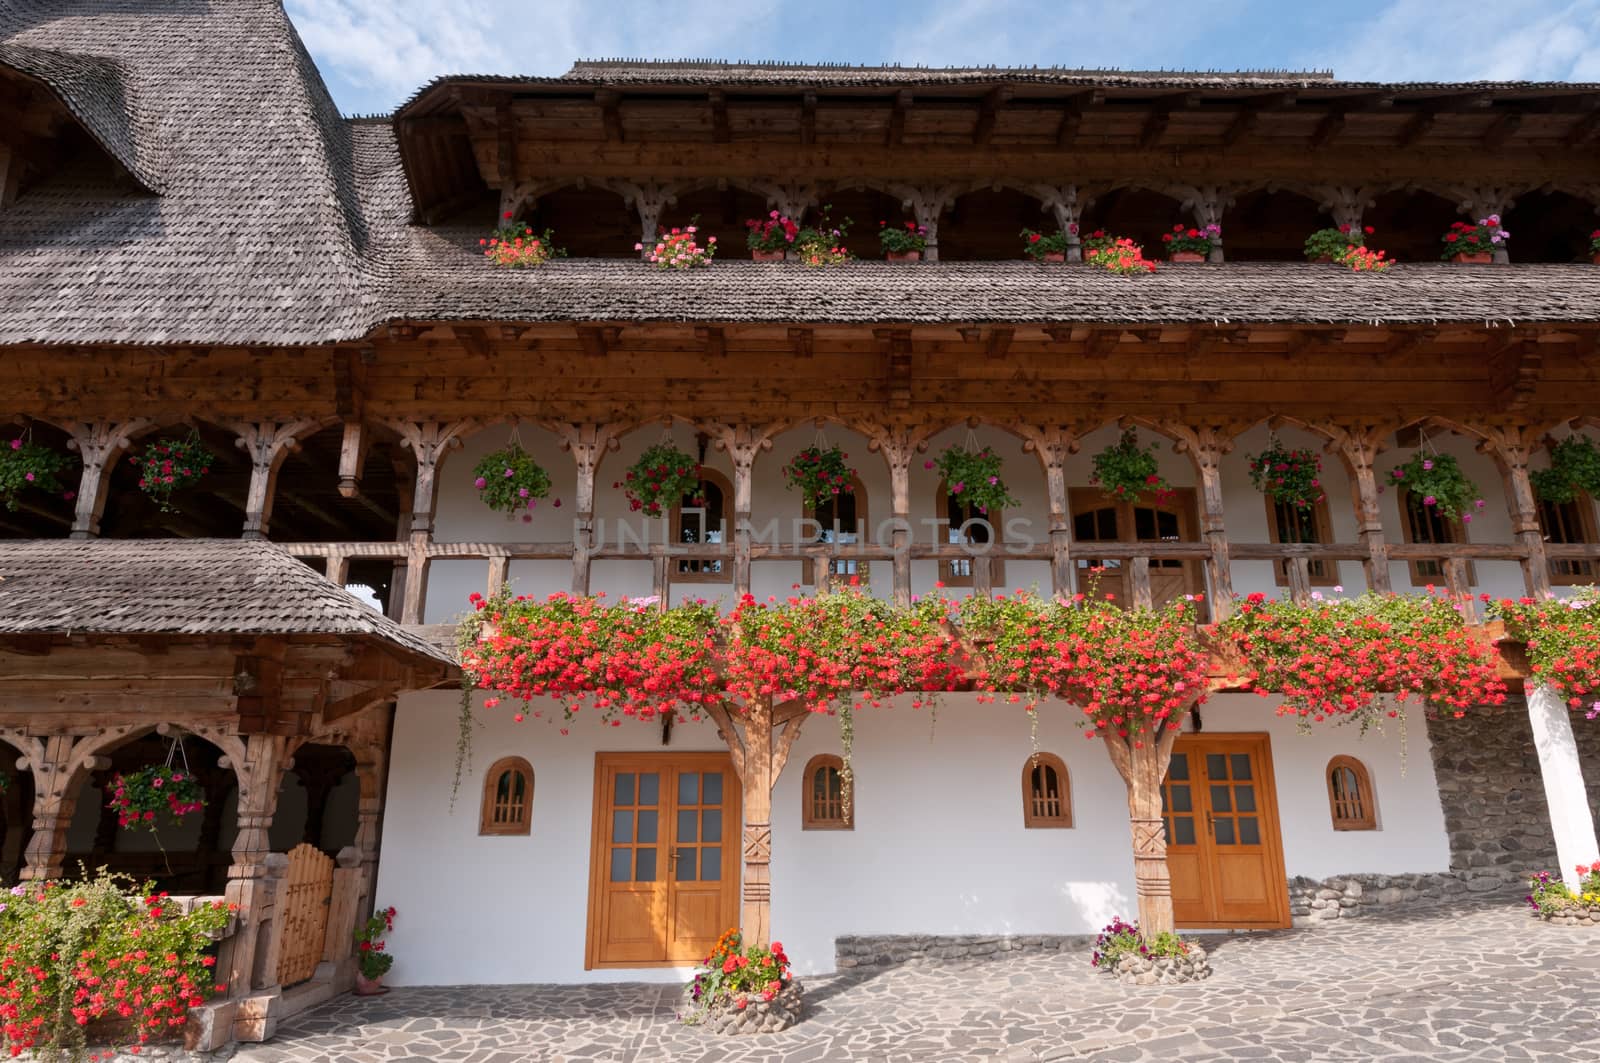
[377,687,1451,986]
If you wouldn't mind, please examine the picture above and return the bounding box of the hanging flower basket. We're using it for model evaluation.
[929,445,1016,515]
[782,445,856,508]
[473,443,553,515]
[132,431,213,513]
[1389,452,1484,523]
[1019,228,1070,262]
[619,443,702,517]
[1091,429,1171,503]
[0,435,72,511]
[1246,440,1324,510]
[107,765,205,833]
[1531,436,1600,504]
[1589,228,1600,264]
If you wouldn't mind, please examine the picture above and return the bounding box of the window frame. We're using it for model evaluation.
[1398,487,1474,586]
[1326,755,1376,831]
[1021,753,1073,829]
[801,753,853,830]
[804,474,870,585]
[479,756,534,836]
[669,468,733,584]
[935,480,1005,587]
[1539,493,1600,586]
[1262,493,1339,587]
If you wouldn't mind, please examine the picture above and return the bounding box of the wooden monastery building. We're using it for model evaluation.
[2,0,1600,1040]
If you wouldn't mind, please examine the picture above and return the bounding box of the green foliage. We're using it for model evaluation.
[105,766,205,833]
[354,906,397,979]
[1090,917,1194,968]
[1090,429,1170,503]
[472,444,552,514]
[932,445,1016,515]
[877,220,928,253]
[132,431,213,513]
[619,444,702,518]
[0,437,71,511]
[1531,436,1600,504]
[1246,440,1324,510]
[685,929,791,1021]
[1303,226,1365,261]
[782,445,856,509]
[1019,228,1071,258]
[1388,452,1483,522]
[794,207,854,267]
[1527,865,1600,914]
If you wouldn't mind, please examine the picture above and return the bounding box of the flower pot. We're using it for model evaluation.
[1451,253,1492,264]
[1592,254,1600,264]
[886,251,921,262]
[751,250,786,262]
[1309,255,1333,264]
[1169,251,1206,263]
[1040,252,1065,262]
[354,972,389,996]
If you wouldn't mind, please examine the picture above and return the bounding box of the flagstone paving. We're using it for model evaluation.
[234,891,1600,1062]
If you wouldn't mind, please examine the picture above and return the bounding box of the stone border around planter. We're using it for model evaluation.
[1533,904,1600,926]
[1108,946,1212,985]
[682,979,804,1035]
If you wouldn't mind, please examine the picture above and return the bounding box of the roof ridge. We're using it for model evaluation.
[565,58,1338,78]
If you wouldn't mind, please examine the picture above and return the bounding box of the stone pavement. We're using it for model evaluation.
[235,892,1600,1062]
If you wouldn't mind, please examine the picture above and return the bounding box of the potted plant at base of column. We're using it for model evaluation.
[1440,216,1507,263]
[354,906,397,995]
[1019,228,1070,262]
[878,219,928,262]
[745,211,799,261]
[682,929,803,1033]
[1161,223,1219,263]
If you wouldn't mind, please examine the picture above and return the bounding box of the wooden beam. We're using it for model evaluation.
[495,102,515,190]
[1221,92,1294,147]
[709,90,731,143]
[875,328,913,410]
[1055,90,1101,147]
[1138,93,1199,150]
[1481,111,1522,150]
[974,86,1013,146]
[801,92,816,146]
[456,325,491,360]
[576,325,620,358]
[1566,106,1600,147]
[986,327,1014,360]
[596,90,623,142]
[695,326,726,358]
[787,327,813,358]
[888,91,912,147]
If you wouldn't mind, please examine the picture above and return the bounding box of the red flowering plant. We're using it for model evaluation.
[745,211,800,253]
[1161,223,1220,258]
[1246,439,1323,511]
[782,446,856,509]
[1590,228,1600,256]
[354,906,397,980]
[638,223,717,269]
[1337,245,1393,272]
[1086,237,1156,275]
[618,443,703,517]
[1090,428,1172,504]
[877,219,928,254]
[1220,590,1507,729]
[0,435,72,512]
[793,206,854,267]
[105,767,206,834]
[685,928,791,1021]
[1440,215,1508,259]
[1089,916,1193,970]
[1019,228,1071,260]
[1493,590,1600,720]
[481,211,563,268]
[1303,223,1374,262]
[1527,863,1600,915]
[0,870,230,1060]
[131,431,212,513]
[1080,228,1119,253]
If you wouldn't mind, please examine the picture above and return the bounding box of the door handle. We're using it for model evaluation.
[1205,811,1215,834]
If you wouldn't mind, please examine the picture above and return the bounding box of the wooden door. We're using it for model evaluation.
[586,752,740,968]
[276,843,334,986]
[1069,489,1204,611]
[1161,734,1289,928]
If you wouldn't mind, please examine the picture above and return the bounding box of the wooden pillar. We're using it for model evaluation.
[1163,422,1239,620]
[217,731,293,1026]
[866,425,931,608]
[390,420,471,624]
[1308,184,1376,233]
[710,423,786,601]
[1021,425,1080,598]
[550,422,622,597]
[891,183,960,263]
[19,736,102,881]
[1316,420,1393,594]
[1102,725,1182,936]
[1031,185,1085,261]
[617,180,678,257]
[64,419,150,538]
[1167,184,1233,263]
[233,421,320,539]
[1477,424,1552,599]
[754,180,818,224]
[337,420,369,498]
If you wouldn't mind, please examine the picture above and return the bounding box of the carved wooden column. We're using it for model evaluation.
[337,421,369,498]
[1019,424,1082,597]
[1102,726,1183,936]
[63,419,150,538]
[18,735,102,881]
[390,420,471,624]
[753,181,818,224]
[1024,184,1087,260]
[616,180,679,257]
[233,420,320,539]
[889,183,962,262]
[1167,184,1234,262]
[1476,423,1553,598]
[709,422,787,600]
[1162,421,1243,620]
[549,422,623,596]
[1307,184,1377,233]
[865,424,933,608]
[1315,420,1394,594]
[217,731,294,1021]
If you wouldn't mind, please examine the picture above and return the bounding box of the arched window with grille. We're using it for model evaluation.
[802,754,852,830]
[1327,756,1376,831]
[1022,753,1073,828]
[479,756,534,836]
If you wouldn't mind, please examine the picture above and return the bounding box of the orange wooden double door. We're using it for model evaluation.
[1162,734,1291,928]
[585,752,741,968]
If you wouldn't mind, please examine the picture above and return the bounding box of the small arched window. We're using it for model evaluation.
[806,474,869,585]
[1022,753,1072,828]
[479,756,534,836]
[936,480,1005,587]
[802,754,852,830]
[671,468,733,582]
[1327,756,1376,831]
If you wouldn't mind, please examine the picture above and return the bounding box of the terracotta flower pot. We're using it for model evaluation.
[1591,254,1600,264]
[886,250,921,262]
[1309,255,1333,264]
[1169,251,1206,263]
[1040,252,1065,262]
[750,250,786,262]
[1451,252,1492,264]
[354,972,389,996]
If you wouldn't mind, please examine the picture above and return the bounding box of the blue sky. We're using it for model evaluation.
[286,0,1600,116]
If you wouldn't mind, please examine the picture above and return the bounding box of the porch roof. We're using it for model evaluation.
[0,539,454,666]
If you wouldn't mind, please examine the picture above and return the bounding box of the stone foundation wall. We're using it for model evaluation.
[835,933,1094,970]
[1288,871,1519,926]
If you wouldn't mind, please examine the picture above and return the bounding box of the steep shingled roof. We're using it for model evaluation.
[0,538,454,664]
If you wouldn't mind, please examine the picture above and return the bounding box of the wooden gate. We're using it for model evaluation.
[276,843,335,986]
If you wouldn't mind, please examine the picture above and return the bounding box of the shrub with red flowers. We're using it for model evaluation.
[638,224,717,269]
[354,906,397,980]
[1441,215,1508,259]
[481,212,563,268]
[685,929,791,1021]
[0,870,230,1061]
[1527,863,1600,915]
[1221,591,1507,727]
[1337,245,1393,272]
[877,220,928,255]
[1246,439,1323,511]
[1018,228,1071,260]
[1303,223,1374,262]
[617,443,702,517]
[105,767,206,833]
[782,446,855,509]
[1090,428,1172,504]
[131,432,212,513]
[1086,237,1156,275]
[1079,228,1118,253]
[1493,590,1600,719]
[745,211,800,253]
[1161,223,1219,258]
[0,436,72,512]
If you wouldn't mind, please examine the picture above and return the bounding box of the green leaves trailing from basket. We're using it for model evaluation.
[1389,452,1485,523]
[106,765,206,832]
[783,445,856,508]
[619,443,702,518]
[930,446,1016,514]
[1246,440,1324,510]
[132,430,213,513]
[473,444,553,514]
[0,435,72,510]
[1090,429,1172,503]
[1531,436,1600,504]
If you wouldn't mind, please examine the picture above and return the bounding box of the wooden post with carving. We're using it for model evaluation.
[390,420,471,624]
[1163,420,1242,620]
[1019,424,1081,597]
[549,422,623,596]
[64,419,151,538]
[1476,423,1553,598]
[709,422,787,600]
[1316,420,1394,594]
[865,424,933,608]
[1101,726,1183,936]
[233,420,322,539]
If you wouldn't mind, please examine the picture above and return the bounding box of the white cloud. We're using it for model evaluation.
[1329,0,1600,81]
